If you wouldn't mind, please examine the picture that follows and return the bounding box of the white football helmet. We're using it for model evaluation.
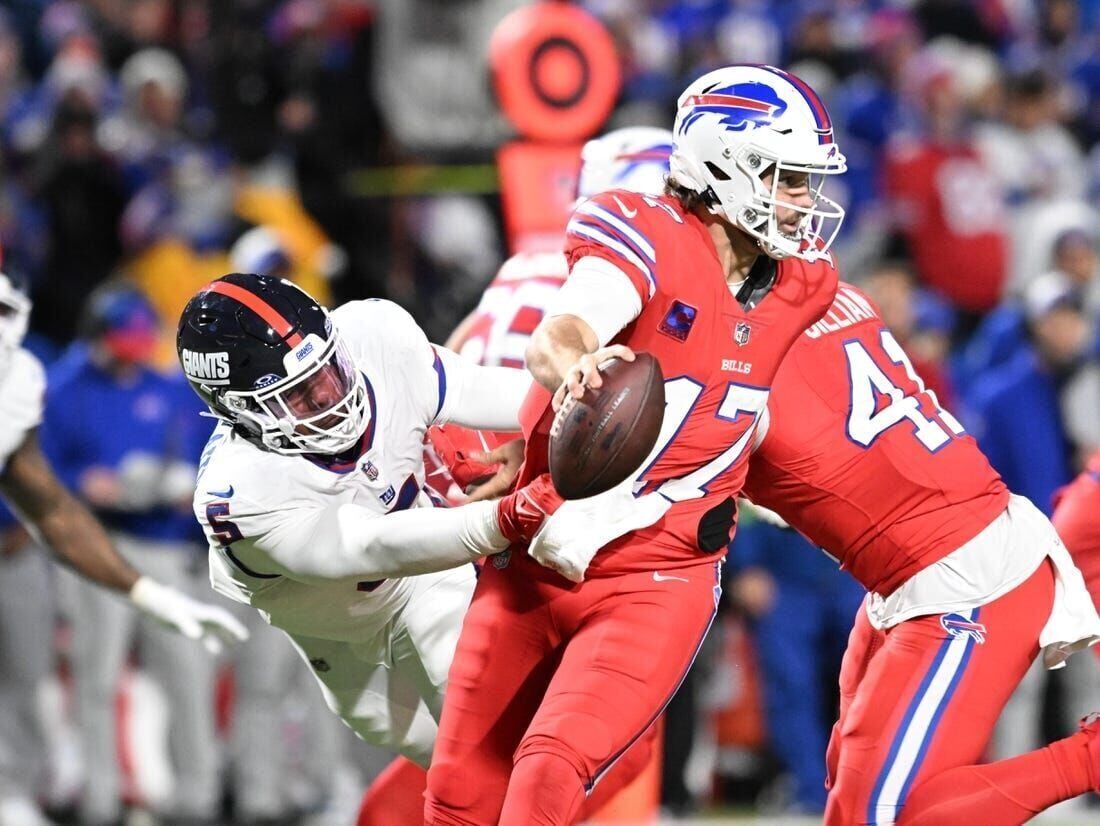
[0,272,31,381]
[577,126,673,200]
[670,65,846,261]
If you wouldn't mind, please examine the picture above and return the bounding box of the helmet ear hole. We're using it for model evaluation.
[704,161,731,181]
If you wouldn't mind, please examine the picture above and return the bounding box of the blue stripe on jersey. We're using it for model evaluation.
[575,201,657,263]
[196,431,225,482]
[432,347,447,418]
[566,219,657,298]
[391,475,420,512]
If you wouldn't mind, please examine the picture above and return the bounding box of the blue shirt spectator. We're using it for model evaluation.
[39,286,211,542]
[965,349,1073,515]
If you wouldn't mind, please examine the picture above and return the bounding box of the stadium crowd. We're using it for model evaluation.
[0,0,1097,823]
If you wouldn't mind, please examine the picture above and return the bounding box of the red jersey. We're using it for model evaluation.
[520,189,838,576]
[454,252,568,368]
[1052,451,1100,611]
[884,138,1007,313]
[742,282,1010,595]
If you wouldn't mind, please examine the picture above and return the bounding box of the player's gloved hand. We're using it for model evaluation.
[129,576,250,655]
[427,425,502,492]
[553,344,636,411]
[529,481,671,583]
[495,473,564,545]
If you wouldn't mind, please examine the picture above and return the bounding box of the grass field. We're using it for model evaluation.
[585,798,1100,825]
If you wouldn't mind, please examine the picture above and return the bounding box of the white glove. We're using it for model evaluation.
[130,576,250,655]
[528,481,671,583]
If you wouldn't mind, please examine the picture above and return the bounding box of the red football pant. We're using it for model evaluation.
[424,557,721,825]
[825,560,1094,825]
[356,727,657,825]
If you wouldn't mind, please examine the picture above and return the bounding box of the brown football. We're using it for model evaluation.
[549,353,666,500]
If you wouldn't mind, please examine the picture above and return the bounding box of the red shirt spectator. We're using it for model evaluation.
[884,137,1008,313]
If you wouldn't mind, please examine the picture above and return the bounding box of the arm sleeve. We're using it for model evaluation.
[259,500,510,582]
[432,345,530,431]
[202,493,510,584]
[546,256,643,346]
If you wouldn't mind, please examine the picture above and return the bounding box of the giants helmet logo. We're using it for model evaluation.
[181,349,231,384]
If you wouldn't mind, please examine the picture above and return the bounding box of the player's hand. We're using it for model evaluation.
[465,438,525,502]
[495,473,564,545]
[129,577,250,655]
[552,345,636,411]
[529,482,671,583]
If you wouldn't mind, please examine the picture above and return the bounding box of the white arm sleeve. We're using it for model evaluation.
[433,345,530,431]
[546,256,644,346]
[242,499,510,584]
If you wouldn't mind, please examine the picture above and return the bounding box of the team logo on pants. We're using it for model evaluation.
[940,613,987,644]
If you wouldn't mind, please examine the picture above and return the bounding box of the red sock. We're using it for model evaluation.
[499,751,586,826]
[357,756,428,826]
[898,732,1093,826]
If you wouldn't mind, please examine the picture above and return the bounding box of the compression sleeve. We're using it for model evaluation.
[240,498,509,584]
[545,256,643,346]
[432,345,530,431]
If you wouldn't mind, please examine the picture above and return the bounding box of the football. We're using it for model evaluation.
[549,353,666,500]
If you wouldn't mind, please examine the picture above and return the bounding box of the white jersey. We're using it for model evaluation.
[456,252,567,367]
[195,299,469,642]
[0,348,45,473]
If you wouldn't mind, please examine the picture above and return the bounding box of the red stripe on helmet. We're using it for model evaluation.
[683,93,776,113]
[206,280,305,347]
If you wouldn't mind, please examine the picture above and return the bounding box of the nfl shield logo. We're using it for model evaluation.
[734,321,751,346]
[361,460,379,481]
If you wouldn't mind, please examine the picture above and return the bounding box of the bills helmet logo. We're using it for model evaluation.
[678,82,788,136]
[940,613,987,645]
[734,321,751,346]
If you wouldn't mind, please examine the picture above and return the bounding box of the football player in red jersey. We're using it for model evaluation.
[1054,451,1100,614]
[740,283,1100,825]
[424,64,847,825]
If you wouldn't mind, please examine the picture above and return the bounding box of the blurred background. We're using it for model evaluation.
[0,0,1098,824]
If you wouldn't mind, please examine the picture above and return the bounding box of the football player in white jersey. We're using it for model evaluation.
[0,271,248,826]
[179,273,642,766]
